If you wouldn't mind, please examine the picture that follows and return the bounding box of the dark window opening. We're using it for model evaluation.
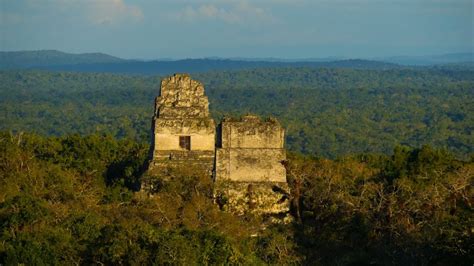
[179,136,191,150]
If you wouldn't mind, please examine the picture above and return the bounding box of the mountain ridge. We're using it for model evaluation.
[0,50,401,74]
[2,50,473,74]
[0,50,126,68]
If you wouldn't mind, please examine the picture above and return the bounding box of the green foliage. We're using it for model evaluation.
[384,144,458,181]
[286,146,473,265]
[255,225,301,265]
[2,227,78,265]
[0,195,50,228]
[1,132,471,265]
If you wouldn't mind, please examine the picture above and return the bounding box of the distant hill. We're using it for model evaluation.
[433,61,474,71]
[383,52,474,66]
[3,50,473,73]
[0,50,126,69]
[0,50,401,74]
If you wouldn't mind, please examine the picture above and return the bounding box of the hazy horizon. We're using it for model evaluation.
[2,49,474,62]
[1,0,473,60]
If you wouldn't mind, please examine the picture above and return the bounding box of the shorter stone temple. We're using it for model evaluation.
[215,115,286,183]
[145,74,288,219]
[214,115,288,217]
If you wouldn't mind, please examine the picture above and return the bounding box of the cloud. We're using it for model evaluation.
[1,13,24,25]
[85,0,144,25]
[52,0,144,25]
[173,1,275,25]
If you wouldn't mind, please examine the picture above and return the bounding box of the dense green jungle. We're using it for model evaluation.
[0,67,473,265]
[1,67,473,158]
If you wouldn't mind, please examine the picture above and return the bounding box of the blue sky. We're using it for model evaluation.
[1,0,472,59]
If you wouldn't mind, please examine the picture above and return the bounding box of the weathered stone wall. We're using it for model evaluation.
[156,74,210,118]
[215,148,286,183]
[147,151,214,177]
[214,115,289,219]
[153,119,215,152]
[215,181,291,223]
[219,115,284,149]
[215,115,286,183]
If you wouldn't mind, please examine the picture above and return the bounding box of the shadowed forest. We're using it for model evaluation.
[1,132,472,265]
[0,66,473,265]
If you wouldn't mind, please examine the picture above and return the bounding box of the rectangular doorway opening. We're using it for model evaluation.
[179,136,191,150]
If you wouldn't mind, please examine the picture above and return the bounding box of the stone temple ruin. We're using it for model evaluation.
[145,74,288,218]
[147,73,215,176]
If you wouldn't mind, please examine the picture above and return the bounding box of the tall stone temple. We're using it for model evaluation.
[145,73,289,218]
[147,74,216,176]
